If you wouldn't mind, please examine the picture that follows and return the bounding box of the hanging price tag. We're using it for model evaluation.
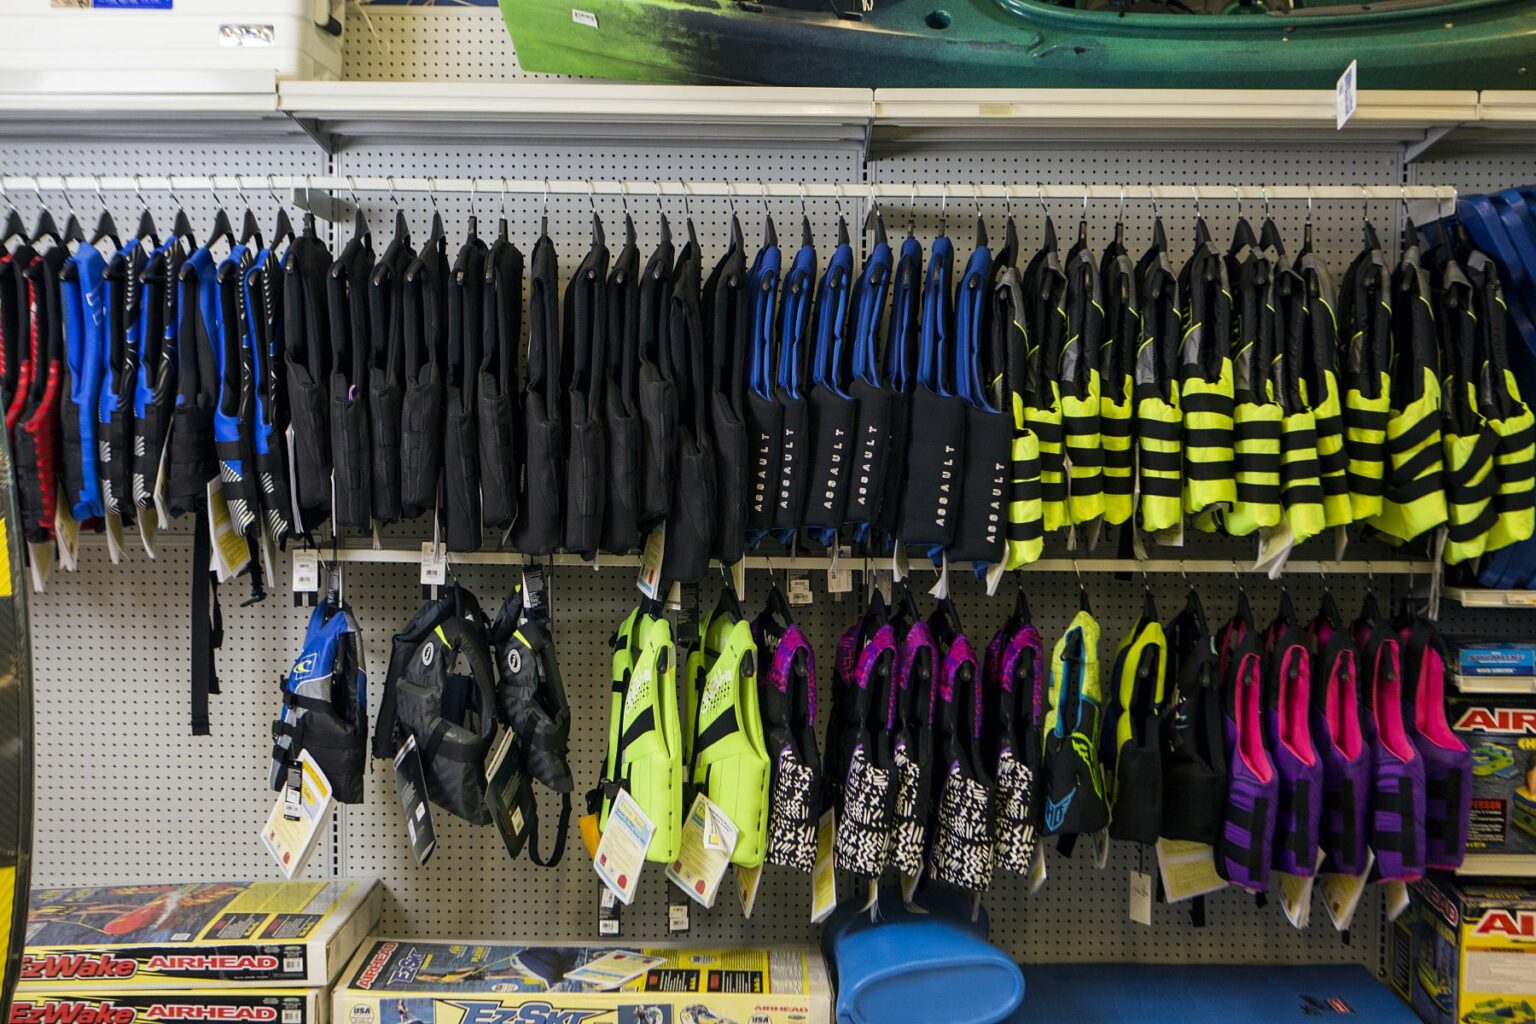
[827,546,853,594]
[292,550,320,593]
[1129,870,1153,926]
[419,542,447,587]
[787,570,813,606]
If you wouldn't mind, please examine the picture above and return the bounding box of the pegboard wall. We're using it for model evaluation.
[11,0,1536,976]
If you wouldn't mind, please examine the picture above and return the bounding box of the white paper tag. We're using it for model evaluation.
[53,492,78,572]
[594,788,656,906]
[1154,838,1227,903]
[571,8,599,28]
[892,544,910,582]
[1384,879,1412,922]
[261,753,335,879]
[667,903,689,932]
[787,570,813,606]
[984,560,1006,597]
[1092,828,1111,870]
[1129,870,1153,926]
[1027,844,1048,893]
[27,540,51,594]
[736,863,763,919]
[927,555,950,600]
[730,558,747,602]
[875,569,894,606]
[1319,849,1375,933]
[637,528,665,599]
[1336,59,1358,130]
[667,795,738,908]
[1278,856,1323,930]
[827,545,853,594]
[419,541,447,587]
[104,507,125,564]
[900,869,926,910]
[292,549,320,593]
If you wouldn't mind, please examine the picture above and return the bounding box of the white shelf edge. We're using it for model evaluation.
[1444,587,1536,608]
[1456,854,1536,878]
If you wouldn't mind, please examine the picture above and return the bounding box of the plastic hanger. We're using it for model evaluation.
[269,178,295,251]
[0,182,25,247]
[88,179,120,249]
[29,184,62,245]
[235,181,263,250]
[763,580,795,627]
[59,188,86,246]
[206,184,236,252]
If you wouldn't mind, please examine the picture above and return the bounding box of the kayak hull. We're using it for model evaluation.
[500,0,1536,89]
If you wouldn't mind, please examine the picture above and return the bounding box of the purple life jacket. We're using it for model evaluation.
[1264,610,1323,877]
[888,614,937,876]
[1307,602,1372,877]
[1399,613,1471,870]
[1219,611,1278,892]
[831,617,897,880]
[929,607,995,892]
[1358,622,1426,882]
[753,610,821,873]
[987,612,1044,875]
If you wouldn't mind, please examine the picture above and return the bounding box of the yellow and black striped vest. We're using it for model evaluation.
[1295,243,1352,528]
[1099,229,1137,527]
[1436,250,1499,564]
[1134,219,1183,534]
[1064,227,1105,527]
[1339,233,1393,521]
[997,262,1044,568]
[1225,220,1283,537]
[1177,220,1236,525]
[1023,220,1069,536]
[1467,247,1536,552]
[1269,222,1326,546]
[1368,238,1448,544]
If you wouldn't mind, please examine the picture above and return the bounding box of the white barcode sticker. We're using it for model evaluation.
[282,957,303,973]
[572,9,599,28]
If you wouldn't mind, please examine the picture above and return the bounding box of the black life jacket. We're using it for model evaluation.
[247,234,295,549]
[744,218,783,540]
[327,223,376,535]
[751,591,821,873]
[773,225,817,536]
[844,215,895,537]
[283,225,334,534]
[876,234,922,542]
[214,242,261,542]
[995,224,1045,568]
[1431,238,1495,564]
[897,232,964,549]
[15,243,66,543]
[3,245,38,448]
[0,243,27,421]
[167,244,219,520]
[488,582,574,866]
[271,594,367,805]
[374,583,497,825]
[928,600,995,892]
[601,215,640,552]
[479,219,522,534]
[443,230,487,551]
[635,221,677,532]
[1225,218,1283,537]
[514,227,563,555]
[704,215,750,563]
[1062,222,1105,527]
[803,220,858,538]
[399,217,447,523]
[1295,233,1352,529]
[100,239,145,526]
[949,224,1011,566]
[661,221,715,588]
[1023,220,1070,536]
[367,214,415,527]
[133,236,184,521]
[1102,595,1168,846]
[827,599,897,880]
[1160,588,1227,846]
[563,216,609,559]
[1269,222,1328,546]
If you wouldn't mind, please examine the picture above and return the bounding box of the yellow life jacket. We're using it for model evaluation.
[1177,219,1237,526]
[1134,219,1183,534]
[1467,246,1536,553]
[1269,222,1326,546]
[1098,226,1137,527]
[1368,237,1448,544]
[1063,223,1106,527]
[995,219,1044,568]
[1435,248,1499,564]
[1225,219,1283,537]
[1295,240,1352,529]
[1339,230,1393,522]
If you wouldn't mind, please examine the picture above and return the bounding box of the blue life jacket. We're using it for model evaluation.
[62,243,107,522]
[272,596,368,804]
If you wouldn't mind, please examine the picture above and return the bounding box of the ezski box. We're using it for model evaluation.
[21,881,381,989]
[334,939,832,1024]
[9,990,327,1024]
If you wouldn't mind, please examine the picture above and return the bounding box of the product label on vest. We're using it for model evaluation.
[483,730,534,862]
[666,794,739,909]
[594,789,655,906]
[393,736,437,866]
[522,565,550,624]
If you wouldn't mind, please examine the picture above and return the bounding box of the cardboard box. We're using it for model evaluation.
[1389,875,1536,1024]
[21,881,381,989]
[1449,694,1536,856]
[334,939,832,1024]
[1455,642,1536,679]
[9,989,328,1024]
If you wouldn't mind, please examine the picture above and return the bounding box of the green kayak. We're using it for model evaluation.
[500,0,1536,89]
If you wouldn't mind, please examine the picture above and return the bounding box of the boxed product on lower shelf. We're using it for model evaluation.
[21,881,381,989]
[334,939,831,1024]
[1389,875,1536,1024]
[1449,693,1536,856]
[1454,642,1536,694]
[9,988,328,1024]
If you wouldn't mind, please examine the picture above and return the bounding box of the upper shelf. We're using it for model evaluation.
[0,79,1527,152]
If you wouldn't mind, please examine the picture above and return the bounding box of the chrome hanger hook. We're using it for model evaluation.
[1191,184,1202,219]
[1117,185,1126,223]
[1036,182,1049,217]
[654,180,664,218]
[585,178,597,216]
[972,182,982,219]
[386,175,402,210]
[833,181,844,220]
[131,175,150,213]
[725,180,737,218]
[939,183,948,234]
[468,177,479,221]
[679,179,691,220]
[759,179,771,218]
[166,179,185,213]
[1002,183,1013,220]
[618,179,630,218]
[1261,185,1271,219]
[1306,184,1314,224]
[1149,187,1161,220]
[540,179,550,220]
[427,176,440,213]
[1082,185,1089,215]
[799,181,808,219]
[1232,184,1243,221]
[908,183,918,234]
[94,175,111,214]
[500,177,511,222]
[1360,183,1370,224]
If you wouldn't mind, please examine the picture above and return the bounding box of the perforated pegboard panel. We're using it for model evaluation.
[1410,153,1536,195]
[345,5,568,82]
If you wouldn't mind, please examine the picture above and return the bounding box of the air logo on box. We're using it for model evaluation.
[1473,909,1536,938]
[1453,707,1536,734]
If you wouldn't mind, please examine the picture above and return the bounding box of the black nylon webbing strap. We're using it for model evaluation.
[1286,780,1314,861]
[1335,775,1360,860]
[190,517,220,735]
[1373,777,1421,858]
[1223,795,1271,881]
[529,791,572,868]
[1426,771,1462,847]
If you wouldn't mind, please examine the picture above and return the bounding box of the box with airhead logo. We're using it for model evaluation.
[333,939,831,1024]
[1389,875,1536,1024]
[1448,694,1536,855]
[7,988,328,1024]
[18,881,381,990]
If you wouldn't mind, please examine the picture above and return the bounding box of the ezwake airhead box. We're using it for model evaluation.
[9,989,328,1024]
[21,881,381,989]
[1449,694,1536,855]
